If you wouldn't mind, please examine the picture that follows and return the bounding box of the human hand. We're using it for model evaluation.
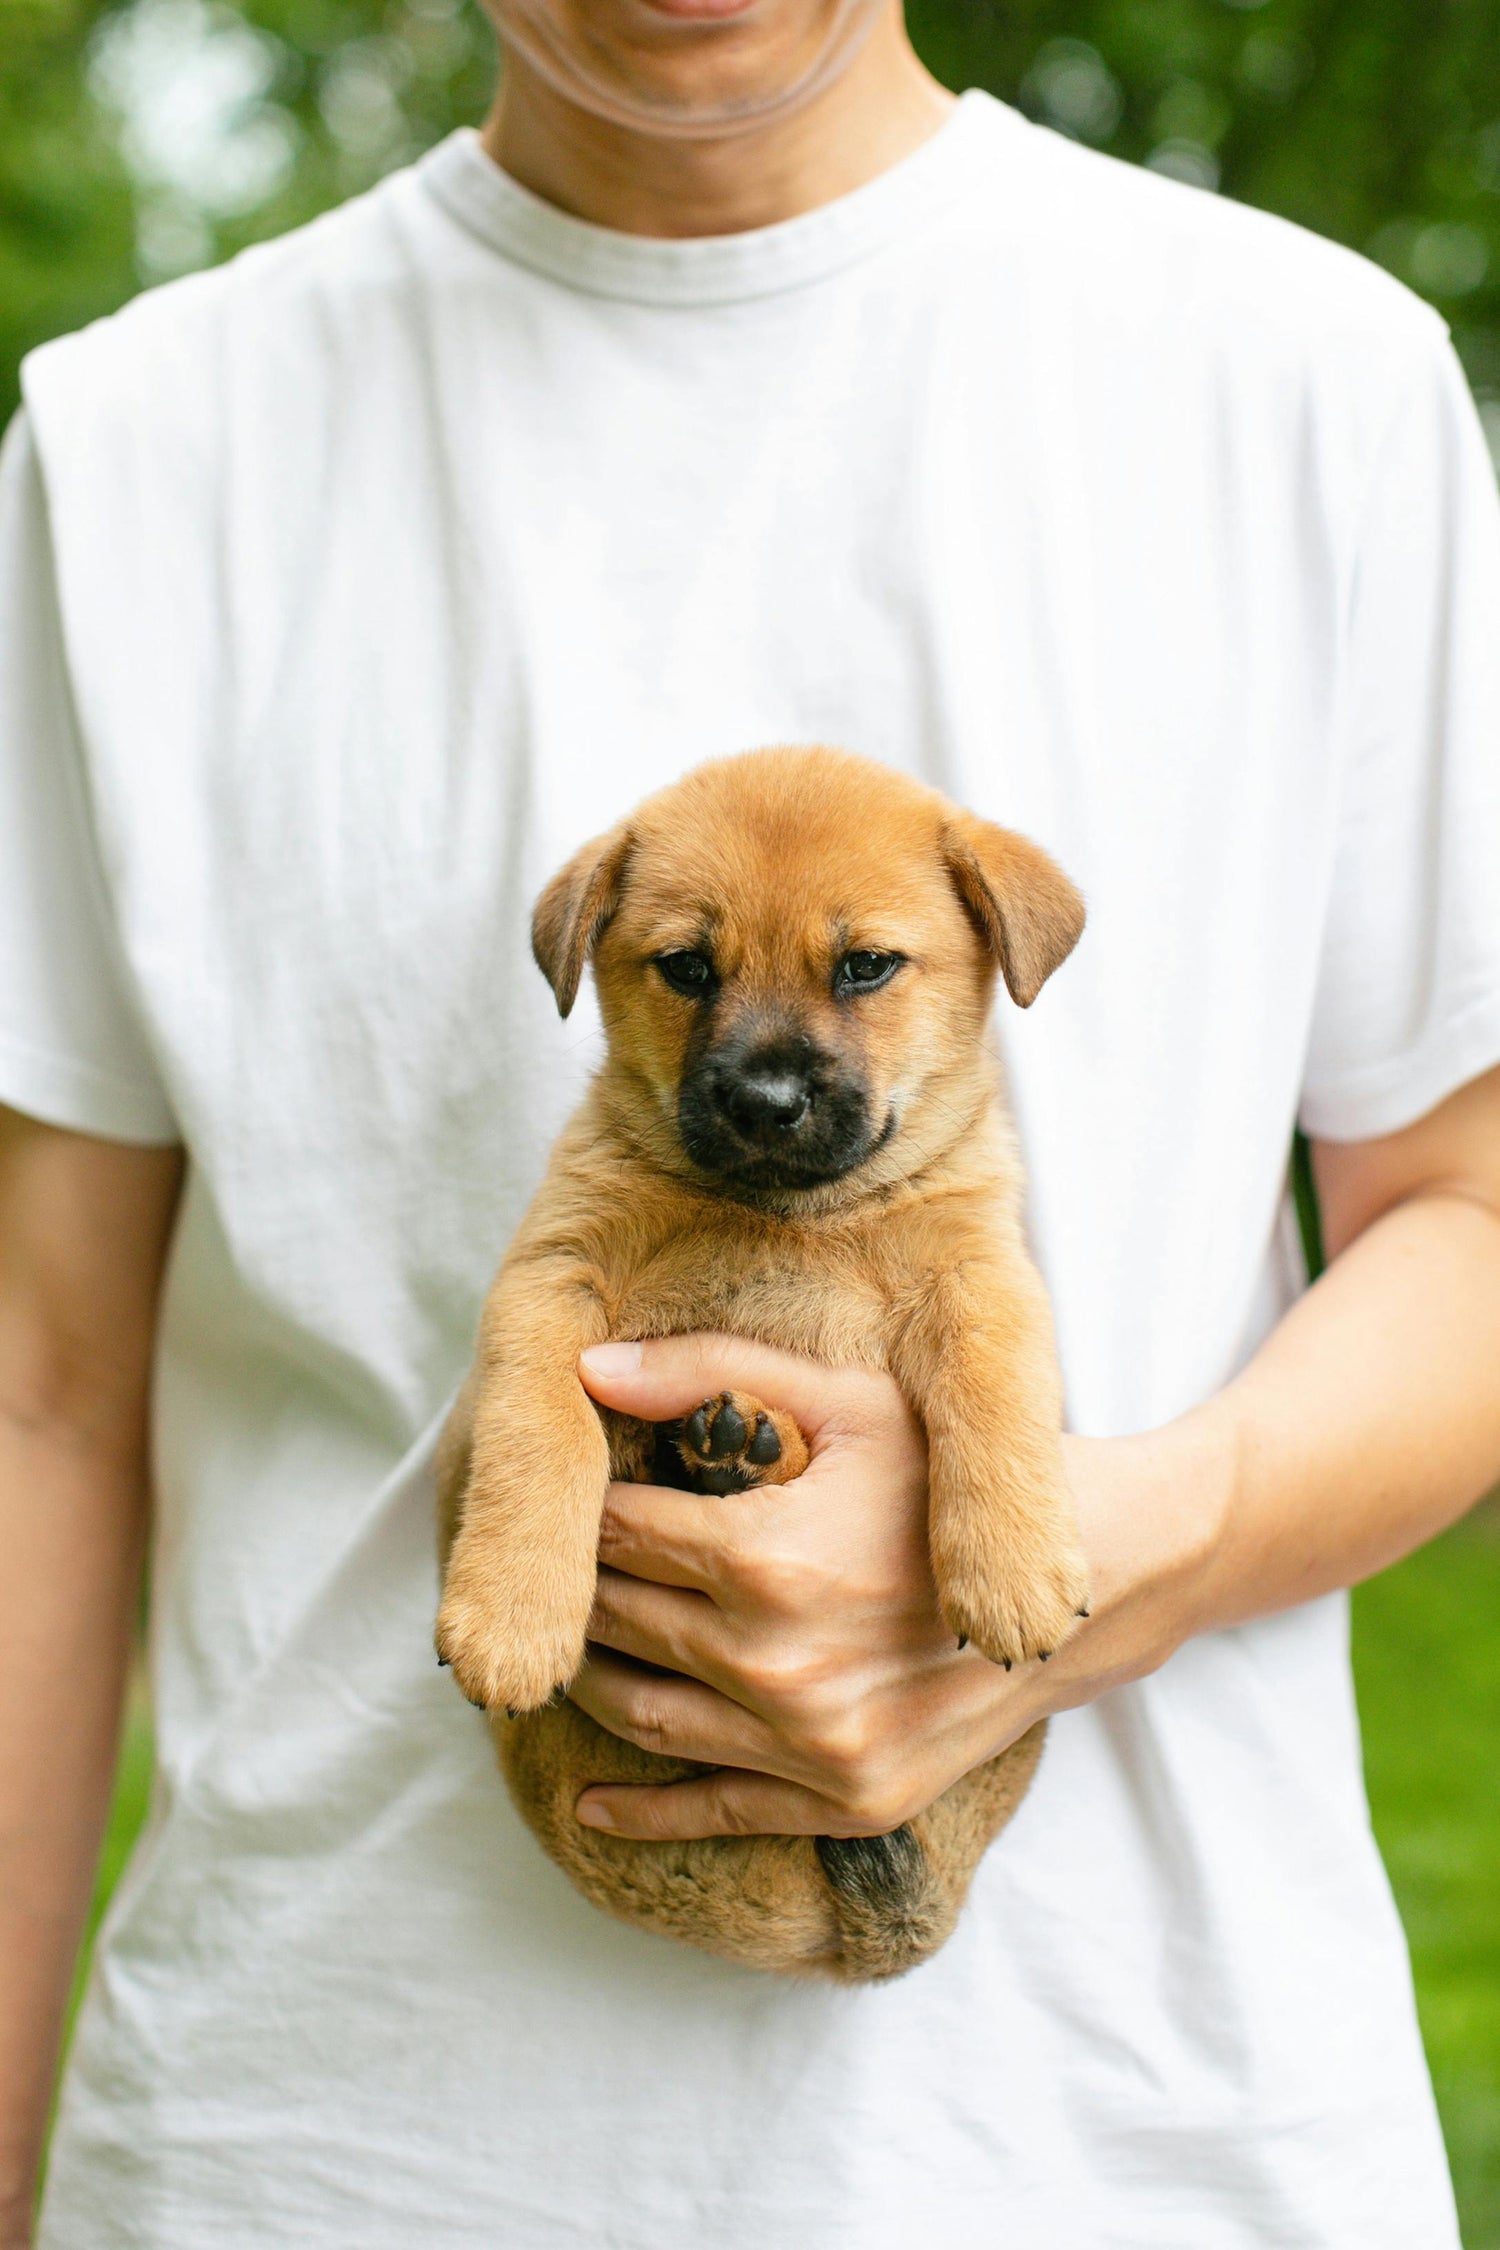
[569,1336,1229,1841]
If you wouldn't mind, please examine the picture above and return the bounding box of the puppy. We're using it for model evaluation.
[436,747,1088,1981]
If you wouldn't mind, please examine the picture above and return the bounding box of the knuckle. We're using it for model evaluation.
[842,1773,912,1832]
[737,1541,825,1617]
[822,1796,909,1838]
[739,1643,821,1706]
[807,1707,878,1791]
[802,1713,911,1831]
[706,1782,759,1837]
[615,1685,674,1756]
[594,1511,625,1562]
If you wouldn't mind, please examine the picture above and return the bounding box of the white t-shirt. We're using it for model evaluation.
[8,89,1499,2250]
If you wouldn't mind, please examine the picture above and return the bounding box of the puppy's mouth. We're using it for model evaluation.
[676,1046,891,1195]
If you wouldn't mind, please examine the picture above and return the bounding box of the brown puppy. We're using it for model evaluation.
[436,747,1088,1981]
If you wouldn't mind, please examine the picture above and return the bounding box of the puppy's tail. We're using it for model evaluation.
[815,1826,953,1983]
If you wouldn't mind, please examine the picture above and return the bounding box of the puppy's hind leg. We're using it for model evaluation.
[815,1827,951,1983]
[817,1721,1050,1984]
[671,1391,810,1496]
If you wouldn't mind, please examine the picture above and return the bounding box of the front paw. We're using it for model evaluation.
[933,1515,1091,1671]
[435,1541,592,1715]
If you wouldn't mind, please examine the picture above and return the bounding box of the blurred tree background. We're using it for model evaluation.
[6,0,1499,2239]
[4,0,1500,442]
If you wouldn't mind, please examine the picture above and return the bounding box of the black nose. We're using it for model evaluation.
[717,1065,813,1140]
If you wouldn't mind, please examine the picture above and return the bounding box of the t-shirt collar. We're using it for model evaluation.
[415,87,1005,307]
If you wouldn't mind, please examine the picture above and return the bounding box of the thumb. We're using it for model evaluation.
[577,1331,874,1438]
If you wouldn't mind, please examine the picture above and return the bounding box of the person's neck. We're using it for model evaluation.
[479,13,956,238]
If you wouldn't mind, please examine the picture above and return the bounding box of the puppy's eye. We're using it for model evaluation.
[655,950,717,998]
[835,950,903,996]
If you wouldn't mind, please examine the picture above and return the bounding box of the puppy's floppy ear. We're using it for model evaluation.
[941,815,1085,1007]
[531,825,634,1018]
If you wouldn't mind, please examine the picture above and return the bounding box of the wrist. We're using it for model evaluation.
[1146,1396,1245,1647]
[1060,1400,1243,1679]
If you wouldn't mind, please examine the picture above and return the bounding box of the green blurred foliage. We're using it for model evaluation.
[0,1,137,409]
[4,0,1500,428]
[0,0,499,415]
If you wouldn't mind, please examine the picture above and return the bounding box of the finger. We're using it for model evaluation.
[588,1566,731,1688]
[576,1767,855,1842]
[577,1332,887,1439]
[597,1480,749,1594]
[569,1646,785,1772]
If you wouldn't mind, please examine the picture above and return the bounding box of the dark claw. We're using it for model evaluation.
[505,1705,520,1720]
[1038,1650,1052,1662]
[436,1654,450,1669]
[706,1396,746,1458]
[956,1634,969,1651]
[683,1404,712,1457]
[1001,1658,1012,1672]
[746,1414,782,1467]
[1076,1607,1091,1619]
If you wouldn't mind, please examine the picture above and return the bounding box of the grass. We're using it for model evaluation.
[78,1512,1500,2241]
[1353,1501,1500,2246]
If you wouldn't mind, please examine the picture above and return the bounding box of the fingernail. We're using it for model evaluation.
[580,1342,643,1378]
[577,1796,616,1830]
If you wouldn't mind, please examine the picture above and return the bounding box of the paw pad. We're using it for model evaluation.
[682,1393,781,1467]
[673,1391,806,1494]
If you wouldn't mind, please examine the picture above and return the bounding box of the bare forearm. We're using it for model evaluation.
[0,1111,179,2240]
[0,1422,145,2242]
[1186,1189,1500,1632]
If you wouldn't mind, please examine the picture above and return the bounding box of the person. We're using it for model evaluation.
[2,0,1498,2240]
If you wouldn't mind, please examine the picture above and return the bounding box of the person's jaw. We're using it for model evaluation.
[475,0,955,237]
[483,0,883,135]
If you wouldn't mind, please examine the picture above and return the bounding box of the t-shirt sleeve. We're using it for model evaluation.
[0,409,179,1145]
[1299,325,1500,1142]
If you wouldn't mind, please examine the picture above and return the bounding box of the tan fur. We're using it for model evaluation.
[436,747,1087,1981]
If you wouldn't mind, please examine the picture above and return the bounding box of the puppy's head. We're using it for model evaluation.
[533,748,1083,1200]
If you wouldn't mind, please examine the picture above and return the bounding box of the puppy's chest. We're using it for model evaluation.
[613,1228,892,1369]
